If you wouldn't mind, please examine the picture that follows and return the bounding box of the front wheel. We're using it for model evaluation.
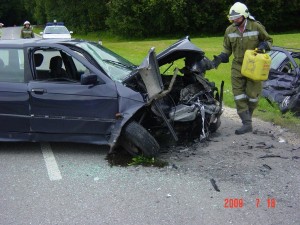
[120,121,160,157]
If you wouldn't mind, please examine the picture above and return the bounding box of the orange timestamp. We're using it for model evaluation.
[224,198,276,208]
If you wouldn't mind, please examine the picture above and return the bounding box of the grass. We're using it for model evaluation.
[128,155,169,167]
[48,30,300,134]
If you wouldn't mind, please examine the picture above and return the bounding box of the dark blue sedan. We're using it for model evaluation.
[0,37,223,157]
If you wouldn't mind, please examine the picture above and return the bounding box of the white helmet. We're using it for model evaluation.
[228,2,249,21]
[24,21,30,25]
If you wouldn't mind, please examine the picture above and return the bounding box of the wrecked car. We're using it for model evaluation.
[0,36,223,157]
[262,46,300,115]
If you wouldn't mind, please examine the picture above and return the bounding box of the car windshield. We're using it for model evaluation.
[45,26,69,34]
[76,42,137,82]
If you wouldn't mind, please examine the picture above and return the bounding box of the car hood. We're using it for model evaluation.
[157,36,204,66]
[136,36,205,100]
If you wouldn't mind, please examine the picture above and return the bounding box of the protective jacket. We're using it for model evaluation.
[21,27,34,38]
[221,19,273,113]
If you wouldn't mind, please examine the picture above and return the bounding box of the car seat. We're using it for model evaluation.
[34,53,50,80]
[49,56,67,78]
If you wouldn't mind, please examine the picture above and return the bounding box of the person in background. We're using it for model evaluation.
[208,2,273,135]
[0,23,4,38]
[21,21,34,38]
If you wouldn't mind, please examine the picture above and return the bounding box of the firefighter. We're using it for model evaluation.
[0,23,3,38]
[21,21,34,38]
[208,2,273,135]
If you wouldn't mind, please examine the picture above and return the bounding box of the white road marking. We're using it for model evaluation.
[41,142,62,181]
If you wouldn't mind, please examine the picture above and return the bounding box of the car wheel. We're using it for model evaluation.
[121,121,160,157]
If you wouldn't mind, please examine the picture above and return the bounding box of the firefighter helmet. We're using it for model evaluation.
[228,2,249,21]
[24,21,30,25]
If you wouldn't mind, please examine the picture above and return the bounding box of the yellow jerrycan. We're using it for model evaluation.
[241,49,271,81]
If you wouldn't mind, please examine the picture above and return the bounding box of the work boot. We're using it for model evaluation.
[249,108,255,118]
[235,110,252,135]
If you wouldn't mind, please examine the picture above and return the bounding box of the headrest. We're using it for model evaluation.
[34,53,44,67]
[50,56,63,69]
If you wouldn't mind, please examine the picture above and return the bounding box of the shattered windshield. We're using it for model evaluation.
[76,42,137,82]
[45,26,69,34]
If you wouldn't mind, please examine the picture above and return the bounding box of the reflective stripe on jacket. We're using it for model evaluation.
[21,27,34,38]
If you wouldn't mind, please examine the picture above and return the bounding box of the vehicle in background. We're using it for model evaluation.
[40,21,73,39]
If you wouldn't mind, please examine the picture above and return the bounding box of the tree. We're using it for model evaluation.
[0,0,299,36]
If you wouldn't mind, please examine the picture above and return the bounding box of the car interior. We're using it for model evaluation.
[49,56,68,78]
[33,48,88,82]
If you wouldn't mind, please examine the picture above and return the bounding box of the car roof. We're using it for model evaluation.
[272,46,300,55]
[44,25,68,29]
[0,38,82,47]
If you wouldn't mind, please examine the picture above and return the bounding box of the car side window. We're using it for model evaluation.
[72,54,92,79]
[34,50,65,80]
[33,49,89,82]
[270,50,299,75]
[270,51,287,71]
[0,49,24,82]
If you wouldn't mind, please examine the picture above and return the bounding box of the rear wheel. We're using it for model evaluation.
[120,121,160,157]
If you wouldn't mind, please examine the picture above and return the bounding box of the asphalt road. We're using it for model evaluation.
[1,26,23,39]
[1,114,299,225]
[0,27,300,225]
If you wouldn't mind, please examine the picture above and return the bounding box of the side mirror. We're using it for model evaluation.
[81,73,98,85]
[70,31,73,34]
[40,32,43,35]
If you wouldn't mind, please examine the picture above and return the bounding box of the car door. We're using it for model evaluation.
[28,47,119,137]
[0,48,30,134]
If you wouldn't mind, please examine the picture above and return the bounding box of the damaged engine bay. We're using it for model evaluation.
[122,37,224,154]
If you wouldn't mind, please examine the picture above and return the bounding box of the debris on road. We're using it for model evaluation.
[262,164,272,170]
[210,178,220,192]
[258,154,289,159]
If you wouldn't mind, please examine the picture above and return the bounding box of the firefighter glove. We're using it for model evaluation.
[211,53,229,69]
[202,58,215,70]
[257,41,270,52]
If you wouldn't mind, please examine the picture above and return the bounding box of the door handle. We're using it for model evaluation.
[31,88,46,94]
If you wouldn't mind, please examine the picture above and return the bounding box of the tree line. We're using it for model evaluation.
[1,0,300,38]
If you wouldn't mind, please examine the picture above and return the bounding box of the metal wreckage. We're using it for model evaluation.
[262,46,300,115]
[119,36,224,157]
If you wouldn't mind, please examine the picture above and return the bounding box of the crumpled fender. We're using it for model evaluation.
[107,82,145,153]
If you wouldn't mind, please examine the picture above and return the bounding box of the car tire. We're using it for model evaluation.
[121,121,160,157]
